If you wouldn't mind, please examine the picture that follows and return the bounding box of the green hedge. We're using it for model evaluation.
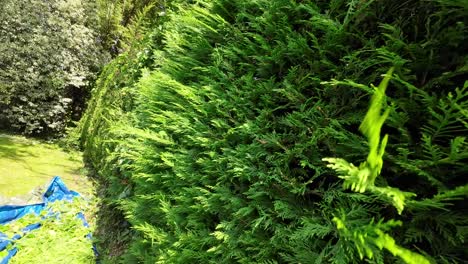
[80,0,468,263]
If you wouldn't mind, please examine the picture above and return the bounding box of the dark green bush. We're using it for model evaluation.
[80,0,468,262]
[0,0,107,136]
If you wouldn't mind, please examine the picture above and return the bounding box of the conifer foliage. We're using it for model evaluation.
[79,0,468,262]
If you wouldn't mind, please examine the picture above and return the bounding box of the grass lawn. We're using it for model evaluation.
[0,133,98,263]
[0,133,93,199]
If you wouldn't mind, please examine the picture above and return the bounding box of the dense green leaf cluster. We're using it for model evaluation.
[0,0,107,136]
[79,0,468,263]
[94,0,171,55]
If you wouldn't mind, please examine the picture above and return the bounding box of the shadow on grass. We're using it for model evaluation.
[0,133,92,199]
[0,133,132,261]
[0,136,39,160]
[0,132,88,186]
[85,163,134,263]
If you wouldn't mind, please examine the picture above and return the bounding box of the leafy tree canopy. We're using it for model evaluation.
[0,0,108,136]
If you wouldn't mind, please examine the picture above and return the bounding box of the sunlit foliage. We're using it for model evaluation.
[79,0,468,262]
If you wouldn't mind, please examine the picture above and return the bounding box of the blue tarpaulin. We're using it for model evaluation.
[0,176,89,263]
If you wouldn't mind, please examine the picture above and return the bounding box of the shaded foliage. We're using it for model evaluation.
[95,0,174,55]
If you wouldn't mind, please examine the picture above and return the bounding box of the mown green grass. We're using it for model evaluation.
[0,133,98,263]
[0,133,92,198]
